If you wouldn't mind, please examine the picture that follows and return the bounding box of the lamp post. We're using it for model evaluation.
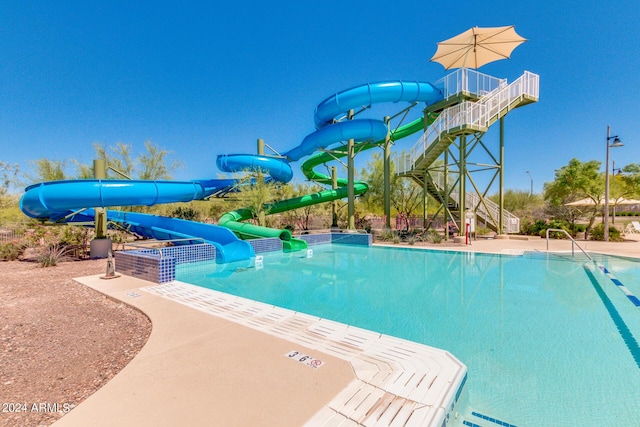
[604,125,623,241]
[526,171,533,196]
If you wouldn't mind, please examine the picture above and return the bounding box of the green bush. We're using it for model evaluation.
[520,219,548,236]
[170,206,201,221]
[419,229,442,244]
[378,229,396,241]
[37,244,68,267]
[589,224,623,242]
[0,241,24,261]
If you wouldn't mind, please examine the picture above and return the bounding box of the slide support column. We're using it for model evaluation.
[499,118,505,234]
[383,116,391,230]
[331,166,339,228]
[459,135,466,219]
[257,138,266,227]
[347,138,355,230]
[93,159,107,239]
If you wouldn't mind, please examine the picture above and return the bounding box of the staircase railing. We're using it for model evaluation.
[433,68,505,100]
[396,70,539,176]
[430,171,520,233]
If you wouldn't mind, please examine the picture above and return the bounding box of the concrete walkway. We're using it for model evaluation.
[54,234,639,426]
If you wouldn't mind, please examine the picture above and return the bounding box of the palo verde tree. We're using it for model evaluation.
[543,158,603,232]
[359,151,424,219]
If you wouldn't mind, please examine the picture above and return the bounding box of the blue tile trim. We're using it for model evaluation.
[298,232,372,247]
[598,265,640,308]
[584,265,640,369]
[330,232,372,246]
[471,411,517,427]
[249,237,283,254]
[115,244,215,283]
[298,233,332,246]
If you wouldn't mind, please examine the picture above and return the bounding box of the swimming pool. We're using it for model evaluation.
[176,244,640,426]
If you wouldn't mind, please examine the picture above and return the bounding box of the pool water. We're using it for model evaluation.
[176,244,640,426]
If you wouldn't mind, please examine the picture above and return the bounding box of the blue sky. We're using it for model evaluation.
[2,0,639,196]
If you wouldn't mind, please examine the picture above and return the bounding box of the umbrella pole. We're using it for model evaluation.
[499,117,505,234]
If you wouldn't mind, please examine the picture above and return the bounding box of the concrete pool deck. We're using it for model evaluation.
[54,234,639,427]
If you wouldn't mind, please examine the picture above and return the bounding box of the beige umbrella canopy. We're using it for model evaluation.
[430,25,527,70]
[565,197,640,206]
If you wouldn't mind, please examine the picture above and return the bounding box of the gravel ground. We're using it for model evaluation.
[0,259,152,427]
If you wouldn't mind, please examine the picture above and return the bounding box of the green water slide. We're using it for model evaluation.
[217,78,443,252]
[218,183,369,251]
[218,114,436,251]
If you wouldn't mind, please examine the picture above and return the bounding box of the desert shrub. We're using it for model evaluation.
[589,224,623,242]
[37,244,68,267]
[170,206,201,221]
[59,225,90,246]
[476,225,492,236]
[406,236,416,245]
[0,241,24,260]
[421,230,443,244]
[520,219,548,236]
[378,229,396,242]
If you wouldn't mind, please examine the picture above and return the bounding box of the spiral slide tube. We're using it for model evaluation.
[19,178,254,263]
[218,80,443,247]
[19,80,443,261]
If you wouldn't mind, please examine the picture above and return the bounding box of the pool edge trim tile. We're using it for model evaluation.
[142,280,468,427]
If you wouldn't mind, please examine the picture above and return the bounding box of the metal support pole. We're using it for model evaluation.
[423,177,428,231]
[93,159,107,238]
[444,151,449,241]
[459,135,466,218]
[257,138,265,226]
[347,138,355,230]
[604,126,611,242]
[383,116,391,230]
[499,117,505,234]
[331,166,338,228]
[257,138,265,156]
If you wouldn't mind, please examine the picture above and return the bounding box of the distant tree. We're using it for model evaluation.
[93,142,135,178]
[489,190,545,220]
[359,151,425,219]
[82,141,181,180]
[619,163,640,198]
[73,160,94,179]
[543,158,603,233]
[233,171,281,226]
[282,181,327,230]
[0,162,19,195]
[0,162,22,222]
[137,141,181,180]
[28,159,67,183]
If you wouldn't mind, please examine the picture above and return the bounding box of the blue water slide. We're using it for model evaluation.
[218,80,443,177]
[314,80,443,129]
[19,78,444,262]
[216,154,293,183]
[19,178,254,263]
[215,79,444,242]
[283,119,388,162]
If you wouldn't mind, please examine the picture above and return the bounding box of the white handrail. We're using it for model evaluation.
[430,171,520,233]
[545,229,593,261]
[397,71,539,176]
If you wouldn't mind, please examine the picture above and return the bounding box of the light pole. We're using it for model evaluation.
[526,171,533,196]
[604,125,623,241]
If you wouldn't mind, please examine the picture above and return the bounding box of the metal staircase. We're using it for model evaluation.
[396,70,539,233]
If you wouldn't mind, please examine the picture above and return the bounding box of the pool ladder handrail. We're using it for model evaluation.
[545,228,593,261]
